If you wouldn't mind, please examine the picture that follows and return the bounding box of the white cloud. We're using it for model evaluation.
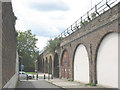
[27,1,70,12]
[12,0,104,51]
[36,36,50,51]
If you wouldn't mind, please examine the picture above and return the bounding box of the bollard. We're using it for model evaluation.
[26,74,28,80]
[33,75,34,79]
[51,74,53,79]
[44,74,46,79]
[36,73,38,80]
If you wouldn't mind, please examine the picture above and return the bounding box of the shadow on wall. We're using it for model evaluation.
[54,53,59,78]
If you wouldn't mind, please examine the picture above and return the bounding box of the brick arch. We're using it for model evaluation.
[94,32,116,81]
[54,53,59,78]
[72,43,89,83]
[61,49,70,79]
[60,49,67,66]
[95,32,118,87]
[38,56,43,73]
[45,57,48,73]
[49,56,52,74]
[72,43,89,79]
[95,32,115,63]
[42,58,44,73]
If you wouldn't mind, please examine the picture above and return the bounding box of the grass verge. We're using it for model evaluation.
[26,72,36,74]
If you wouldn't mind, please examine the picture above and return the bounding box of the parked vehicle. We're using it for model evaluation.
[19,71,34,80]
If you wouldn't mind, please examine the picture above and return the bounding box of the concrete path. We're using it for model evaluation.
[17,73,105,89]
[16,80,59,88]
[45,78,105,88]
[29,73,105,88]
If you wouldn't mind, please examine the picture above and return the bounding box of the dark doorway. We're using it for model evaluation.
[45,58,48,73]
[42,59,44,73]
[54,53,59,78]
[49,56,52,74]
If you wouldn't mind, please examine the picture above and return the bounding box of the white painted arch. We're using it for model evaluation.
[97,33,119,88]
[74,44,89,83]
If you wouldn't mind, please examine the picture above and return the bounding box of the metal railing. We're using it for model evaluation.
[58,0,119,38]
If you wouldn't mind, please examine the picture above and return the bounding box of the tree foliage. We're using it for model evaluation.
[17,30,39,70]
[45,37,64,52]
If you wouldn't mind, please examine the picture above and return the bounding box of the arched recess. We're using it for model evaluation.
[45,57,48,73]
[61,50,70,79]
[42,59,44,73]
[38,57,42,72]
[49,56,52,74]
[96,33,118,88]
[73,44,89,83]
[54,53,59,78]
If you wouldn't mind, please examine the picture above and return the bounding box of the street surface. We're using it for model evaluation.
[16,79,59,88]
[16,73,105,89]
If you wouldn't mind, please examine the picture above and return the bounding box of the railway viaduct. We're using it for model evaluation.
[38,1,120,88]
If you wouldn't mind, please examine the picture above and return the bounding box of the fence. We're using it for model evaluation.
[58,0,119,38]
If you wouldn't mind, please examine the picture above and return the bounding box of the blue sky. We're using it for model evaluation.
[12,0,101,51]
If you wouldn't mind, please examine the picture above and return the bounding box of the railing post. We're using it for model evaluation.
[87,11,91,21]
[71,25,73,31]
[75,21,79,30]
[67,28,70,34]
[95,5,100,16]
[80,17,84,26]
[106,0,111,9]
[81,17,83,24]
[64,31,66,37]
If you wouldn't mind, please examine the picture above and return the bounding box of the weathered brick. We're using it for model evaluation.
[0,1,17,88]
[39,2,120,84]
[0,1,2,89]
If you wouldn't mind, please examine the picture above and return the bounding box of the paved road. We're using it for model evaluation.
[16,79,60,88]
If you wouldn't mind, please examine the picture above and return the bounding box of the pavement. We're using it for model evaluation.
[16,80,59,88]
[16,73,105,89]
[36,73,104,88]
[45,78,105,88]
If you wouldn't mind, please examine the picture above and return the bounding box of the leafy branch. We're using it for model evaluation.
[45,37,64,52]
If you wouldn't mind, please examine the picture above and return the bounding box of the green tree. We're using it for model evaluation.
[46,37,64,52]
[17,30,39,71]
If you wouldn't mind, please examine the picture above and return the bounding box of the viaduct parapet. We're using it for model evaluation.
[38,1,120,88]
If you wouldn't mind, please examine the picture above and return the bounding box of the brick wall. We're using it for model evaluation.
[0,1,2,89]
[1,2,17,87]
[61,50,70,79]
[60,2,119,82]
[38,2,119,86]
